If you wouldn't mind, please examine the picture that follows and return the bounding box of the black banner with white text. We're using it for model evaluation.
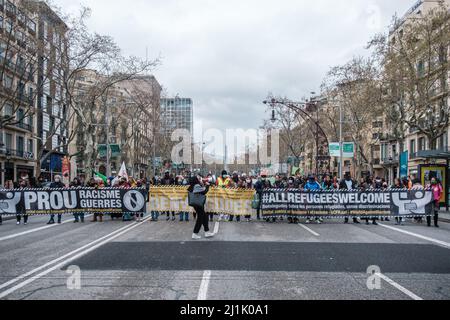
[0,188,147,216]
[261,189,434,218]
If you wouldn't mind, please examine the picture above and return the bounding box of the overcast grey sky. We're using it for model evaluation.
[53,0,413,143]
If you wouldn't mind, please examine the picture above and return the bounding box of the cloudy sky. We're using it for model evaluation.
[53,0,413,150]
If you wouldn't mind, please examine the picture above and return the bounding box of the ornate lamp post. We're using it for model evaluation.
[263,97,331,176]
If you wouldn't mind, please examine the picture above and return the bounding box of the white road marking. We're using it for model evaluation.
[0,215,93,242]
[298,223,320,237]
[197,270,212,300]
[377,273,423,301]
[379,223,450,249]
[213,222,220,234]
[0,216,151,295]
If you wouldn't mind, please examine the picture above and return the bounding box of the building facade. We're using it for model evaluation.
[35,1,69,181]
[160,97,193,138]
[0,0,66,185]
[69,70,162,180]
[374,0,450,186]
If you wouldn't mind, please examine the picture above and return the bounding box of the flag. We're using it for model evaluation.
[118,162,129,180]
[94,171,108,185]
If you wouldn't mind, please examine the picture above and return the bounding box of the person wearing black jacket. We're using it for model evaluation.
[47,175,65,225]
[255,174,273,222]
[189,176,214,240]
[71,178,85,223]
[339,173,360,224]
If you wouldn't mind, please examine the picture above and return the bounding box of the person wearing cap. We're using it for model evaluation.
[47,175,65,225]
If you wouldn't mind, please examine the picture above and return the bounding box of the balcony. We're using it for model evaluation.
[411,147,450,160]
[0,148,34,160]
[381,154,400,166]
[15,122,33,132]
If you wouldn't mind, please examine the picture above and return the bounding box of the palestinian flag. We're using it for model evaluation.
[94,171,108,184]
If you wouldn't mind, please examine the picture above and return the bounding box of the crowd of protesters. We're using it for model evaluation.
[0,169,443,230]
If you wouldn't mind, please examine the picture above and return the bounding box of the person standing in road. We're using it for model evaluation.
[216,170,234,221]
[1,180,15,225]
[411,178,425,224]
[160,171,176,221]
[256,174,276,223]
[71,178,85,223]
[392,178,406,226]
[47,175,65,225]
[340,173,360,224]
[189,176,215,240]
[16,179,29,225]
[304,175,323,224]
[427,177,442,228]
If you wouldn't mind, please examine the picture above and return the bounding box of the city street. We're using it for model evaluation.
[1,209,450,300]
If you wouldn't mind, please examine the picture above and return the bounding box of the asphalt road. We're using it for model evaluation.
[1,210,450,300]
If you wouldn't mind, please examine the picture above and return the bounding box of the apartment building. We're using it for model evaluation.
[374,0,450,187]
[0,0,39,185]
[69,70,162,180]
[160,97,193,138]
[35,1,69,181]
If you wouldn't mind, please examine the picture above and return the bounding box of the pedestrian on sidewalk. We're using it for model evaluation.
[427,177,442,228]
[189,176,215,240]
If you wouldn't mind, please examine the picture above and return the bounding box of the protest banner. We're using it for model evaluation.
[0,188,147,216]
[261,189,434,218]
[149,186,255,216]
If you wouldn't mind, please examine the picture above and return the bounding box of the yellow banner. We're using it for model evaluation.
[149,186,256,216]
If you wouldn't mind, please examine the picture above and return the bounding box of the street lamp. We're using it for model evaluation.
[263,97,330,176]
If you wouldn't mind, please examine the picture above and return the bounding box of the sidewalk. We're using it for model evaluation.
[439,210,450,223]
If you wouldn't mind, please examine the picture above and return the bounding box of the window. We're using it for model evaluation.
[28,139,34,154]
[0,42,6,60]
[410,139,416,158]
[27,19,36,33]
[6,1,15,14]
[17,108,24,123]
[418,137,426,151]
[5,133,12,151]
[5,19,13,35]
[17,136,24,156]
[17,10,26,25]
[4,103,13,116]
[3,74,13,89]
[0,15,3,29]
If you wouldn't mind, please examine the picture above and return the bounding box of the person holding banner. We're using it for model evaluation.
[340,173,360,224]
[304,175,323,224]
[427,178,442,228]
[14,180,29,226]
[160,171,176,222]
[189,176,215,240]
[70,178,85,223]
[47,176,65,225]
